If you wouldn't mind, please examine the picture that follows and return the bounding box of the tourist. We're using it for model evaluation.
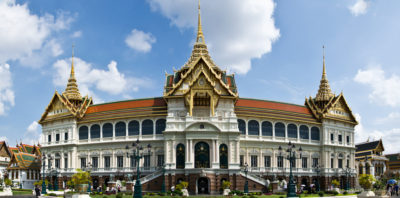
[395,183,399,196]
[34,185,41,197]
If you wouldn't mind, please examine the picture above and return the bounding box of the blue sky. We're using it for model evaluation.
[0,0,399,153]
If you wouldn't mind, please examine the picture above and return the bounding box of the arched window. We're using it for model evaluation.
[262,121,273,136]
[128,121,139,136]
[275,122,285,137]
[311,127,320,141]
[102,123,113,138]
[142,119,154,135]
[79,126,88,140]
[220,144,228,169]
[238,119,246,134]
[359,164,363,174]
[115,122,126,137]
[299,125,309,139]
[156,119,166,134]
[248,120,259,136]
[288,124,298,138]
[195,142,210,168]
[176,144,185,169]
[90,125,100,139]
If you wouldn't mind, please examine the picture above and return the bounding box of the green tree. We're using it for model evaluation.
[359,174,376,190]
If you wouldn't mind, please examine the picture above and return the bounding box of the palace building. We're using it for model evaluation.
[39,4,358,194]
[355,139,388,179]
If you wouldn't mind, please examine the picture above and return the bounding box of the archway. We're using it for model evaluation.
[195,142,210,168]
[198,177,209,194]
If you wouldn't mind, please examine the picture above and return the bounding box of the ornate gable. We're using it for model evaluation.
[325,93,357,124]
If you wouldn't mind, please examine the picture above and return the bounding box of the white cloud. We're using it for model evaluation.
[0,63,14,116]
[23,121,41,145]
[53,57,151,103]
[349,0,369,16]
[147,0,280,74]
[71,31,82,38]
[354,66,400,107]
[18,39,64,68]
[0,136,8,142]
[0,0,73,64]
[375,112,400,125]
[125,29,156,53]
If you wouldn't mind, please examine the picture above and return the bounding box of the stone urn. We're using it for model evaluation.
[358,189,375,198]
[223,188,231,196]
[181,188,189,197]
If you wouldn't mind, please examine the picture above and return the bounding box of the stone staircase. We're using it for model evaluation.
[141,169,163,184]
[239,171,269,186]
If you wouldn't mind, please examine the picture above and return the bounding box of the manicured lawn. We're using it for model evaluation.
[13,190,33,195]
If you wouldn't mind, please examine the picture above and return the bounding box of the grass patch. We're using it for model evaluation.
[13,190,33,195]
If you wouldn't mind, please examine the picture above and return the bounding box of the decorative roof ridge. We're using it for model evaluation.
[89,97,164,107]
[238,97,308,108]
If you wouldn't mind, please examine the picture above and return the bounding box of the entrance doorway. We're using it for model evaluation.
[198,177,209,194]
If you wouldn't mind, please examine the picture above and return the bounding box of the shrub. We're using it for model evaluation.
[242,195,248,198]
[331,179,340,188]
[116,193,123,198]
[48,193,57,196]
[343,191,348,195]
[249,194,257,198]
[318,191,324,197]
[332,191,339,195]
[71,169,91,185]
[222,181,232,189]
[103,196,107,198]
[359,174,375,190]
[4,179,12,187]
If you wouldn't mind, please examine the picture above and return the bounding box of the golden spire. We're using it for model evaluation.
[315,45,334,103]
[196,0,205,44]
[63,44,82,102]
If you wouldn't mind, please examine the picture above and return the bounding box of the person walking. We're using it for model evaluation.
[395,183,399,196]
[34,185,41,197]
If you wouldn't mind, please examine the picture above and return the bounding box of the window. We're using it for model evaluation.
[144,155,150,167]
[240,155,244,167]
[56,134,60,142]
[115,122,126,137]
[64,132,68,141]
[156,119,166,134]
[117,156,124,168]
[130,156,136,167]
[311,127,320,141]
[346,136,350,144]
[331,158,334,168]
[48,135,51,142]
[302,157,308,168]
[128,121,139,136]
[312,158,319,167]
[277,156,284,168]
[90,124,100,139]
[104,156,111,169]
[288,124,298,138]
[300,125,309,139]
[142,120,154,135]
[251,155,258,167]
[330,133,334,142]
[248,120,259,135]
[55,159,60,168]
[79,126,88,140]
[338,159,343,169]
[262,121,273,136]
[102,123,113,138]
[81,158,86,169]
[176,144,185,169]
[275,122,285,137]
[64,158,68,169]
[157,155,164,167]
[220,144,228,169]
[338,135,342,143]
[346,159,349,168]
[264,156,271,168]
[92,157,98,168]
[238,119,246,134]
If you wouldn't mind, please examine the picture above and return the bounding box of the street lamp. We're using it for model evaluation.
[47,156,53,191]
[244,162,249,194]
[85,162,92,193]
[313,164,321,192]
[35,153,47,194]
[161,164,166,193]
[125,139,151,198]
[279,141,303,198]
[342,165,351,191]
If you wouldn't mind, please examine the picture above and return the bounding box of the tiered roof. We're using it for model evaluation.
[355,139,386,161]
[4,142,41,170]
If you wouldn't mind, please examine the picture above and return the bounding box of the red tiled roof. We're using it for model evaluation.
[86,98,167,114]
[236,98,312,115]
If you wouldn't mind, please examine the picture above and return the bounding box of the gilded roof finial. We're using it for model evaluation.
[196,0,205,44]
[315,45,334,103]
[63,44,82,102]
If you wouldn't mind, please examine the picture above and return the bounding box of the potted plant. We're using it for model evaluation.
[176,181,189,197]
[222,181,232,196]
[373,179,386,196]
[358,174,376,197]
[331,179,340,194]
[71,169,91,193]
